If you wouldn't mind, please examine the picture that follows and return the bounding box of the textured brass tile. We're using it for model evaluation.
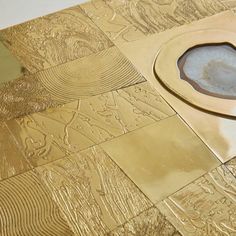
[81,0,226,44]
[36,146,152,235]
[0,6,113,73]
[0,122,31,181]
[36,46,146,103]
[225,157,236,177]
[157,165,236,236]
[6,82,174,167]
[0,171,74,236]
[219,0,236,8]
[109,207,181,236]
[101,115,220,203]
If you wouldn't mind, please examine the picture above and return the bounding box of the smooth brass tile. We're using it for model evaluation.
[36,46,146,103]
[157,165,236,236]
[0,122,31,181]
[0,6,113,73]
[101,115,220,203]
[7,82,174,167]
[36,146,152,235]
[109,207,181,236]
[225,157,236,177]
[0,171,74,236]
[81,0,226,44]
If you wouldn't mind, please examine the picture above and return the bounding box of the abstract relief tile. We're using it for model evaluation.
[81,0,226,44]
[219,0,236,8]
[0,171,74,236]
[101,115,220,203]
[225,157,236,177]
[0,122,30,181]
[36,46,146,103]
[109,207,181,236]
[157,166,236,236]
[36,146,152,236]
[7,82,174,167]
[0,6,113,73]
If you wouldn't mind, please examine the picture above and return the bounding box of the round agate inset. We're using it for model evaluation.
[178,44,236,99]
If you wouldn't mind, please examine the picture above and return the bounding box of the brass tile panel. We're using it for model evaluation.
[6,82,174,167]
[226,157,236,177]
[109,207,181,236]
[220,0,236,8]
[36,146,152,235]
[0,122,31,181]
[36,46,146,103]
[81,0,226,44]
[101,115,220,203]
[157,165,236,236]
[0,171,74,236]
[0,6,113,73]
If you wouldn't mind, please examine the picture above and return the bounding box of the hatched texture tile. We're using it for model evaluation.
[81,0,226,44]
[36,146,152,236]
[0,6,113,73]
[157,166,236,236]
[219,0,236,8]
[0,122,31,181]
[6,82,174,167]
[101,115,220,203]
[0,171,74,236]
[226,157,236,177]
[109,207,181,236]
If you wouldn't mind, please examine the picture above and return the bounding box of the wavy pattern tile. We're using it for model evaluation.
[36,146,152,236]
[109,207,181,236]
[6,82,174,167]
[0,171,74,236]
[37,46,146,103]
[0,122,31,181]
[226,157,236,177]
[81,0,226,44]
[0,6,113,73]
[157,166,236,236]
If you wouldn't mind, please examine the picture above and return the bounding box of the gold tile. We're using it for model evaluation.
[0,122,31,181]
[36,146,152,235]
[109,207,181,236]
[157,165,236,236]
[0,6,113,73]
[219,0,236,8]
[225,157,236,177]
[0,171,74,236]
[7,82,174,167]
[36,46,146,103]
[81,0,226,44]
[101,115,220,203]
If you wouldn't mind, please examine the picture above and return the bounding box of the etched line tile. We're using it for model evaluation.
[35,146,152,236]
[0,171,74,236]
[225,157,236,177]
[109,207,182,236]
[0,6,113,73]
[219,0,236,9]
[157,165,236,236]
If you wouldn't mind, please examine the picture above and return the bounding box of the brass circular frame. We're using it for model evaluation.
[154,30,236,117]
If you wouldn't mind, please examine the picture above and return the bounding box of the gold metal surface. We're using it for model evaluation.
[101,115,220,202]
[226,157,236,177]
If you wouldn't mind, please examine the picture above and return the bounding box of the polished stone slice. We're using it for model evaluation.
[226,156,236,177]
[181,44,236,98]
[101,115,220,202]
[109,207,181,236]
[36,146,152,236]
[157,165,236,236]
[0,171,74,236]
[0,122,31,181]
[0,6,113,73]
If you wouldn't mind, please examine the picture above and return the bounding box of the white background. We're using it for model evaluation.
[0,0,88,29]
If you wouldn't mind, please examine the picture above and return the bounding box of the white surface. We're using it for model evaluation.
[0,0,88,29]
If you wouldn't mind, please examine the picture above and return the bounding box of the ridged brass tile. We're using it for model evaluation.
[226,157,236,177]
[0,122,31,181]
[109,207,181,236]
[101,115,220,203]
[219,0,236,8]
[81,0,226,44]
[157,165,236,236]
[6,82,174,167]
[36,146,152,235]
[36,46,146,103]
[0,171,74,236]
[0,6,113,73]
